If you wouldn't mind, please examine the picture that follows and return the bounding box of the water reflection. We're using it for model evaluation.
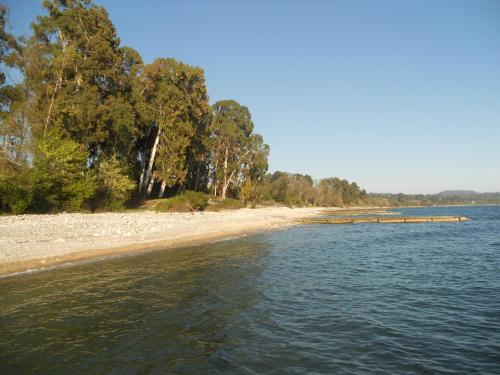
[0,237,269,374]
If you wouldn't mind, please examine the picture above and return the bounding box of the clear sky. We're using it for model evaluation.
[4,0,500,193]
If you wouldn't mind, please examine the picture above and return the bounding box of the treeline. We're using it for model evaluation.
[252,172,367,207]
[0,1,370,214]
[368,192,500,207]
[0,1,272,213]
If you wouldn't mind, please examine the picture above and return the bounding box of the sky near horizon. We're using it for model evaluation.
[4,0,500,194]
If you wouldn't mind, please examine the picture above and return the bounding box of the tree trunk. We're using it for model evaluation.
[139,125,154,191]
[44,28,68,137]
[221,169,236,200]
[147,172,156,197]
[194,163,201,192]
[158,180,167,198]
[139,170,144,191]
[213,157,219,196]
[221,184,227,200]
[222,148,228,197]
[142,129,161,194]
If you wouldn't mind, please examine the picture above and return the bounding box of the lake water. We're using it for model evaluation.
[1,206,499,374]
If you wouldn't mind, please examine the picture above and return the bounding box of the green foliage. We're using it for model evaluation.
[136,58,211,194]
[17,0,138,160]
[155,191,209,212]
[209,100,269,199]
[1,0,271,213]
[95,155,136,210]
[315,178,366,207]
[0,4,19,85]
[265,172,314,206]
[30,129,96,212]
[0,168,31,214]
[256,172,368,208]
[240,178,253,203]
[207,198,245,211]
[368,191,500,206]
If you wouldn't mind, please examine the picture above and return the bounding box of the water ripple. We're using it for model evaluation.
[1,206,500,374]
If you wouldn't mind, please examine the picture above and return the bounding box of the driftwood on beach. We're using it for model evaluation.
[302,216,470,225]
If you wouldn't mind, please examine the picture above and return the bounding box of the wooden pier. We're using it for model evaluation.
[302,216,470,225]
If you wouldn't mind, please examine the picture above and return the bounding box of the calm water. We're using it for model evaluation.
[1,206,500,374]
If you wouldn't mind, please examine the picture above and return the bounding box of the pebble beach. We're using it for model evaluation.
[0,207,327,276]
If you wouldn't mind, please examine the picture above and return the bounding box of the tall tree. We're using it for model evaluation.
[16,0,137,161]
[0,3,22,162]
[135,58,211,197]
[209,100,268,199]
[0,4,31,213]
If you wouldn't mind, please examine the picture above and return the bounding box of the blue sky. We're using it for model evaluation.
[4,0,500,193]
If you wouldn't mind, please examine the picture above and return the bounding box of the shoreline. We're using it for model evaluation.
[0,225,279,278]
[0,207,332,278]
[1,204,484,278]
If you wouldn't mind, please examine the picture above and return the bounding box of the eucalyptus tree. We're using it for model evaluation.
[246,133,270,183]
[16,0,137,162]
[0,3,22,162]
[314,177,366,206]
[266,172,313,205]
[135,58,211,197]
[3,0,140,211]
[0,4,18,85]
[0,5,31,213]
[209,100,269,199]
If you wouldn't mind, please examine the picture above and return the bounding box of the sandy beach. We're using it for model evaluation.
[0,207,329,276]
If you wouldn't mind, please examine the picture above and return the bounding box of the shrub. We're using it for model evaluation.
[206,198,245,211]
[29,129,97,212]
[95,155,136,210]
[0,158,32,214]
[155,191,209,212]
[0,176,31,214]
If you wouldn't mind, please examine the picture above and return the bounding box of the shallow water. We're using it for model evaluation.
[1,206,500,374]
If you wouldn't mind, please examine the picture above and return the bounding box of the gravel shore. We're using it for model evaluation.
[0,207,327,276]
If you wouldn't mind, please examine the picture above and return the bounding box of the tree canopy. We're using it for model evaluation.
[0,0,374,213]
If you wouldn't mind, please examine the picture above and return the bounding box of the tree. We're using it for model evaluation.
[0,0,275,213]
[240,177,253,203]
[267,172,313,206]
[30,128,96,212]
[17,0,137,161]
[0,5,32,213]
[0,4,18,86]
[135,58,211,198]
[316,178,343,207]
[95,154,135,210]
[209,100,268,199]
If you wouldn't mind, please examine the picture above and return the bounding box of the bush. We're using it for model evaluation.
[94,155,136,210]
[206,198,245,211]
[0,158,32,214]
[0,176,31,214]
[155,191,209,212]
[29,129,97,212]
